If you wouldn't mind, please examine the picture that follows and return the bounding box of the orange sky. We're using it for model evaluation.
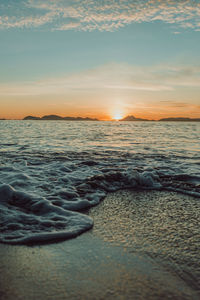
[1,63,200,120]
[1,95,200,120]
[1,1,200,120]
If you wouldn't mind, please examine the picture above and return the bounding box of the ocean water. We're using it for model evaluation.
[0,120,199,244]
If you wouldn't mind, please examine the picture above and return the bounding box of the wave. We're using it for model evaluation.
[0,152,199,245]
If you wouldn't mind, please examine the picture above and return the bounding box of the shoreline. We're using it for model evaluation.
[0,190,199,299]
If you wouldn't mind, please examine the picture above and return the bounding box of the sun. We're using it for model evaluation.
[112,111,124,121]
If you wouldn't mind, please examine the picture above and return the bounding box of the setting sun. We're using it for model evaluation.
[112,111,124,120]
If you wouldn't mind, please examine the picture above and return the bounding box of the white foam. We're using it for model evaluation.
[0,120,199,244]
[0,184,93,244]
[0,167,162,244]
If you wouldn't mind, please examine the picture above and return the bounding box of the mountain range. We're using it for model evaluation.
[23,115,99,121]
[2,114,198,122]
[120,115,200,122]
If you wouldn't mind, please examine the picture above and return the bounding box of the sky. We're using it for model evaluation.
[0,0,200,120]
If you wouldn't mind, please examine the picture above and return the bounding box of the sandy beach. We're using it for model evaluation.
[0,190,199,300]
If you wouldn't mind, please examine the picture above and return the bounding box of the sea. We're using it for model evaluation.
[0,120,199,244]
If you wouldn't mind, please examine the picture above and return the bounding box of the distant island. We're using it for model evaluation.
[23,115,99,121]
[120,115,150,121]
[158,117,200,122]
[120,115,200,122]
[1,115,199,122]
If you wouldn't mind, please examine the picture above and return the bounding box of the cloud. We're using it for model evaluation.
[0,62,200,96]
[0,0,200,31]
[0,11,58,29]
[159,100,196,108]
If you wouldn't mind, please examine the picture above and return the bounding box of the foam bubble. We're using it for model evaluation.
[0,184,93,244]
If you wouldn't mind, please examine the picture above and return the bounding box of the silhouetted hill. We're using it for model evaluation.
[120,115,200,122]
[23,115,200,122]
[120,115,150,121]
[23,116,41,120]
[23,115,99,121]
[159,117,200,122]
[41,115,63,120]
[63,116,99,121]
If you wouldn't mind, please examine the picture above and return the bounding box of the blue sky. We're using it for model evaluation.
[0,0,200,119]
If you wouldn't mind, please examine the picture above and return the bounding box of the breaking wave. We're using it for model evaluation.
[0,120,199,244]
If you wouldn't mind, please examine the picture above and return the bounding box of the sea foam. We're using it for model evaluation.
[0,120,199,244]
[0,168,161,244]
[0,184,93,244]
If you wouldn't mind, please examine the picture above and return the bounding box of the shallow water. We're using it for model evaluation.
[0,120,199,244]
[90,190,200,293]
[0,191,199,300]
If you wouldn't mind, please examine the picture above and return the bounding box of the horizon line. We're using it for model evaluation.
[1,114,200,122]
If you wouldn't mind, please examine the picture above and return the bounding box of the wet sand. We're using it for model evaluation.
[0,190,199,300]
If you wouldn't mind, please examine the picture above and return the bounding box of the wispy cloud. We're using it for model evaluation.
[0,0,200,31]
[0,62,200,96]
